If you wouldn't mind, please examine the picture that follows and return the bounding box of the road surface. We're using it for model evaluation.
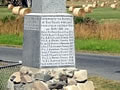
[0,47,120,81]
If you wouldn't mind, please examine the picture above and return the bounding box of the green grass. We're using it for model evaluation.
[0,35,120,53]
[0,7,12,19]
[0,66,21,90]
[89,76,120,90]
[86,8,120,21]
[0,34,23,46]
[75,39,120,53]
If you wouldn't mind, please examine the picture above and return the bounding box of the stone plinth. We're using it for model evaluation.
[23,13,75,68]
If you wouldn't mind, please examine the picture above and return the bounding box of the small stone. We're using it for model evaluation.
[32,81,49,90]
[20,67,30,75]
[50,69,64,79]
[20,66,42,74]
[7,79,14,90]
[20,66,33,77]
[44,73,53,82]
[63,68,78,78]
[28,70,33,76]
[46,78,59,85]
[34,73,44,81]
[24,83,33,90]
[65,70,74,78]
[63,68,78,72]
[21,74,33,83]
[48,81,66,89]
[64,85,79,90]
[73,70,88,82]
[77,81,95,90]
[10,76,16,82]
[68,78,77,85]
[34,73,53,82]
[10,72,21,84]
[59,73,67,82]
[14,83,24,90]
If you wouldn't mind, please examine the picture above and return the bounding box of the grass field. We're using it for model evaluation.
[86,8,120,20]
[0,7,12,19]
[1,6,120,20]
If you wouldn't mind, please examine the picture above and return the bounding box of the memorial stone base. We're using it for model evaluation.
[23,13,75,68]
[7,67,95,90]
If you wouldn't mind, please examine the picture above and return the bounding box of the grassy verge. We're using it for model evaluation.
[0,34,23,46]
[89,76,120,90]
[75,39,120,53]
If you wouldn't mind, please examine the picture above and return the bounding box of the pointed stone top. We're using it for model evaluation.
[32,0,66,13]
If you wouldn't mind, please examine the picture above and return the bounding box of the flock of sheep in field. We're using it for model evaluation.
[68,0,120,17]
[7,0,120,17]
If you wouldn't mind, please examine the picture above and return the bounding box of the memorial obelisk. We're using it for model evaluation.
[23,0,75,68]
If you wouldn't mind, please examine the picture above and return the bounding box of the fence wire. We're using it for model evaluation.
[0,60,22,90]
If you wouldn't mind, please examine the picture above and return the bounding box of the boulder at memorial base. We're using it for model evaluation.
[73,70,88,82]
[32,81,49,90]
[77,81,95,90]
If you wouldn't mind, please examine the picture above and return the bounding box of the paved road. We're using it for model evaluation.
[0,47,22,61]
[76,52,120,81]
[0,47,120,81]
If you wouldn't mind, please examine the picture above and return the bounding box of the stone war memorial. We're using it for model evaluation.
[7,0,95,90]
[23,0,75,68]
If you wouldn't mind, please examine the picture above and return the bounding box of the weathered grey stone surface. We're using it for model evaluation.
[23,30,40,68]
[8,68,95,90]
[32,0,66,13]
[23,13,75,68]
[48,81,66,89]
[34,73,52,82]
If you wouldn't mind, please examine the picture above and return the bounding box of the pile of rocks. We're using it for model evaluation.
[7,67,95,90]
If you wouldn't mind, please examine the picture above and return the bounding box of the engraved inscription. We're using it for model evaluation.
[24,16,40,31]
[40,16,75,67]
